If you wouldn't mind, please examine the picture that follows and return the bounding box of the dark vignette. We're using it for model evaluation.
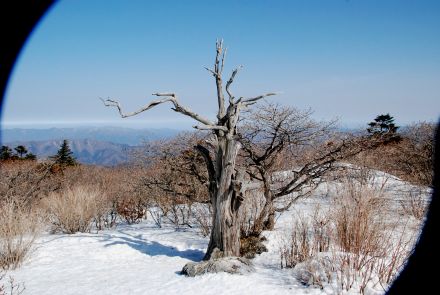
[0,2,437,293]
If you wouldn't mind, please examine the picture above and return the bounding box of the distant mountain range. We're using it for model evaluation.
[1,126,179,146]
[1,127,182,166]
[5,139,138,166]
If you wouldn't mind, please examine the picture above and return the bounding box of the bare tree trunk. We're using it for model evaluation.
[247,176,274,236]
[204,136,243,259]
[263,205,276,231]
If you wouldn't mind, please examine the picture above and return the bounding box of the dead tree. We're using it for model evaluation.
[102,40,276,259]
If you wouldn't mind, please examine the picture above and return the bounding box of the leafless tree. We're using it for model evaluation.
[134,133,210,205]
[238,103,335,235]
[238,103,398,236]
[102,40,276,260]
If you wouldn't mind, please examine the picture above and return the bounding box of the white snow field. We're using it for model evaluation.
[7,169,430,295]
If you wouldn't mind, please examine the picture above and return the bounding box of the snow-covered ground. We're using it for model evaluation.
[8,224,309,295]
[5,169,430,295]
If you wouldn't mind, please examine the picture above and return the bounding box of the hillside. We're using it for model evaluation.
[6,139,137,166]
[1,126,183,166]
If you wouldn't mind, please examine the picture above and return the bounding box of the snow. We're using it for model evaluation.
[8,224,308,295]
[5,168,429,295]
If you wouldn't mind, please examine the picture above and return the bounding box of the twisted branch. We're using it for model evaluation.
[226,66,242,104]
[240,92,279,106]
[100,93,214,127]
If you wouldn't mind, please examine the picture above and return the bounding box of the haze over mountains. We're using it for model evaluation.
[1,126,179,145]
[1,127,180,166]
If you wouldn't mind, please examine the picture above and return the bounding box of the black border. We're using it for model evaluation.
[0,2,438,294]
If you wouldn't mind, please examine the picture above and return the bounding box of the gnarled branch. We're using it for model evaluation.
[193,125,229,132]
[241,92,279,106]
[226,66,242,104]
[100,93,214,127]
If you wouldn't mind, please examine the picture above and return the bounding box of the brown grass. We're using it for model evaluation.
[0,200,40,270]
[399,189,429,221]
[280,217,315,269]
[281,168,416,294]
[42,185,110,234]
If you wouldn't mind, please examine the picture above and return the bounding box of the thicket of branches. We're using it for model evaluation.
[351,121,435,186]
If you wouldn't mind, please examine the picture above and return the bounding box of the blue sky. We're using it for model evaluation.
[2,0,439,129]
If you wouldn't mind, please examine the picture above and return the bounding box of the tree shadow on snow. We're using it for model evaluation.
[101,232,204,262]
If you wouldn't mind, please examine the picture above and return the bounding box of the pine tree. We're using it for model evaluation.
[14,145,28,158]
[25,153,37,161]
[367,113,399,135]
[51,140,77,166]
[0,145,13,160]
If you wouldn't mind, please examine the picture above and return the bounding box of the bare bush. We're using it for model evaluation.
[280,208,331,269]
[293,256,333,289]
[280,217,315,269]
[399,189,429,221]
[350,121,435,186]
[165,203,193,230]
[332,179,388,258]
[239,189,265,238]
[328,171,391,293]
[376,222,415,290]
[0,272,25,295]
[310,205,332,254]
[281,168,416,294]
[43,185,110,234]
[116,197,146,225]
[147,207,163,228]
[192,204,212,237]
[0,161,62,207]
[94,199,118,231]
[0,200,40,270]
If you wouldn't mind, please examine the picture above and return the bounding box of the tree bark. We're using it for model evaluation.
[204,137,243,260]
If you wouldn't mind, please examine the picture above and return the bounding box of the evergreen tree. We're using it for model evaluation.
[14,145,28,158]
[51,140,77,166]
[367,113,399,135]
[0,145,13,160]
[25,153,37,161]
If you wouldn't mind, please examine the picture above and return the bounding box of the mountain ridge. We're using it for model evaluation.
[1,126,180,146]
[4,138,139,166]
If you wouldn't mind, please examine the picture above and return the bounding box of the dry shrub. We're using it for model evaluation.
[239,189,266,237]
[375,222,414,288]
[147,207,163,228]
[43,185,110,234]
[332,180,387,258]
[329,173,395,293]
[192,204,212,237]
[311,205,332,254]
[280,207,331,269]
[240,235,267,259]
[282,168,416,294]
[350,122,435,186]
[0,200,40,270]
[293,256,334,289]
[164,201,193,229]
[0,272,25,295]
[0,161,62,207]
[399,189,429,221]
[116,197,146,225]
[280,217,315,269]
